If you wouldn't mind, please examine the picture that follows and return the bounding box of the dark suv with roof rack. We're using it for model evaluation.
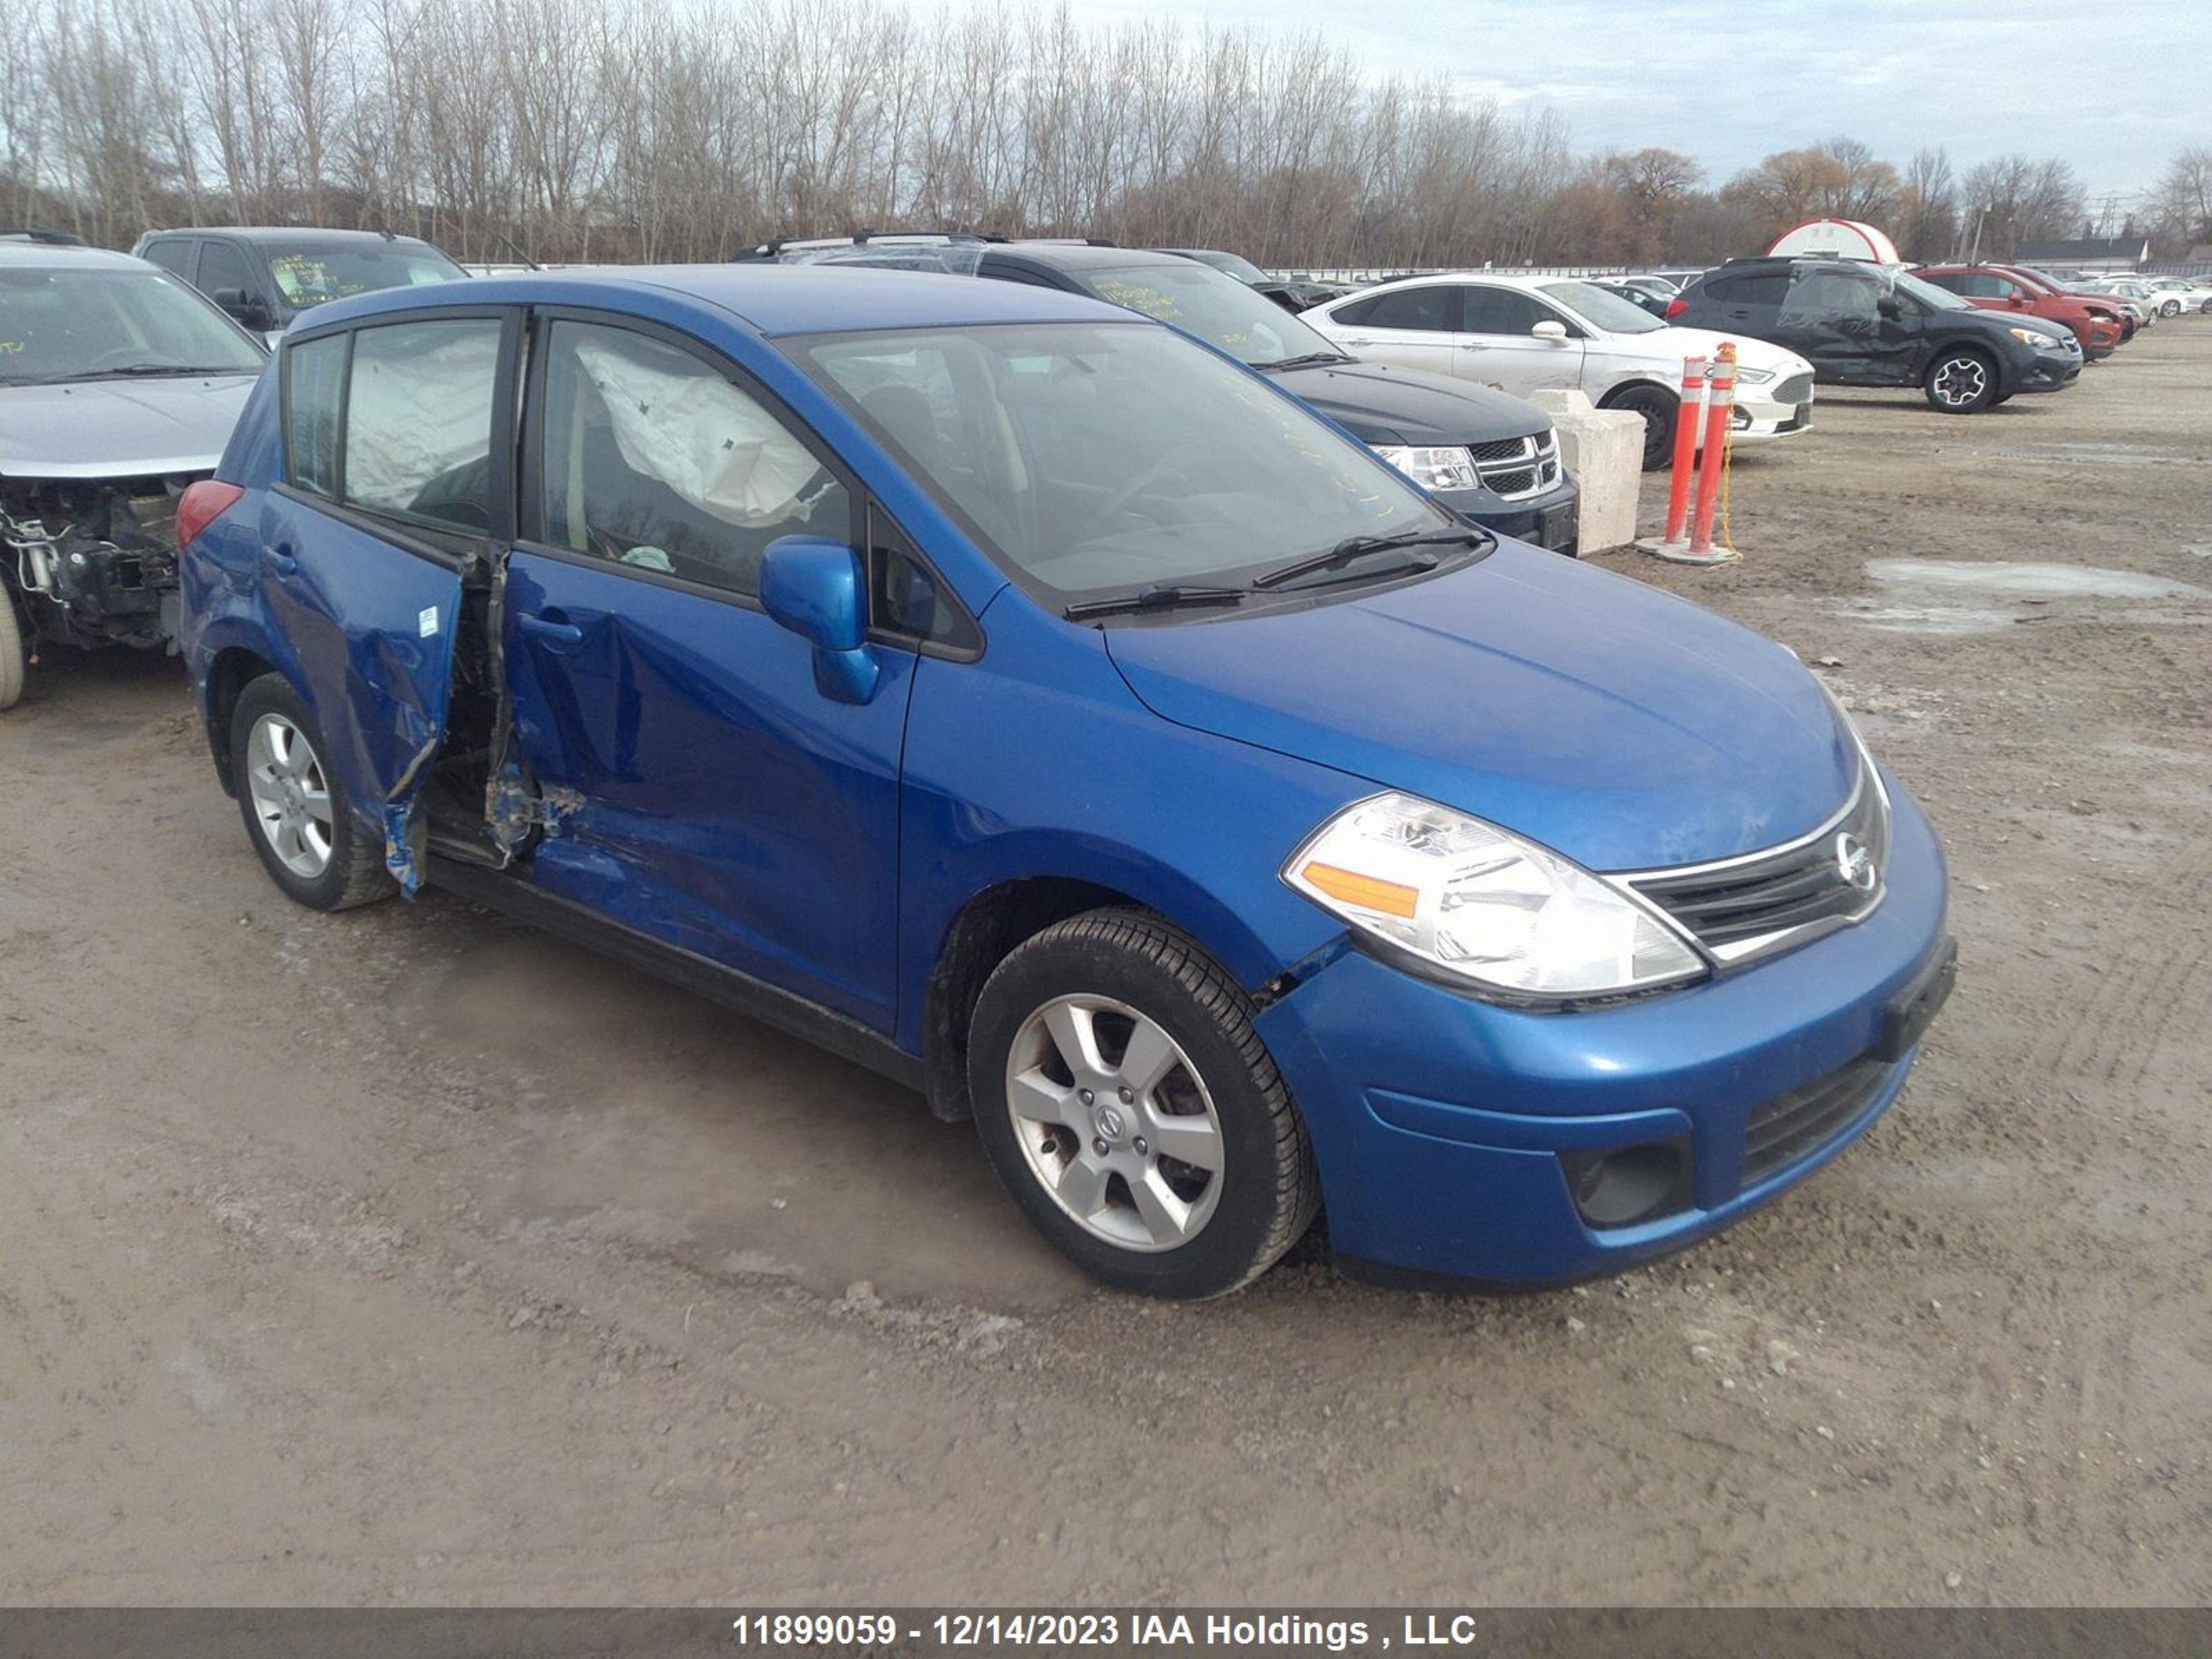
[749,236,1581,554]
[129,226,468,343]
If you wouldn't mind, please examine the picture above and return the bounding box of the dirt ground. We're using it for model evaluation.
[4,321,2209,1609]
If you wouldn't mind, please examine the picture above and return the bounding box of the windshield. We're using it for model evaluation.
[1087,262,1342,368]
[1540,281,1667,335]
[1889,269,1969,311]
[793,321,1445,605]
[1177,250,1271,285]
[0,265,265,384]
[263,241,466,312]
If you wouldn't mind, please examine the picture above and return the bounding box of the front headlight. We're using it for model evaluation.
[2009,326,2065,349]
[1732,365,1774,384]
[1372,444,1480,492]
[1282,792,1706,1001]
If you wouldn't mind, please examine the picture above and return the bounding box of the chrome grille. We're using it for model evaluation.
[1470,431,1562,502]
[1618,765,1889,966]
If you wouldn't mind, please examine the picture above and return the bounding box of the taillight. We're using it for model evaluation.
[176,480,245,550]
[1666,297,1689,319]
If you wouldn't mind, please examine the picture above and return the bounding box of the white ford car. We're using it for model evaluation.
[1304,273,1815,469]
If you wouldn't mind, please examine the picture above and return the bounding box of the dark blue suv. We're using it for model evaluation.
[175,266,1954,1297]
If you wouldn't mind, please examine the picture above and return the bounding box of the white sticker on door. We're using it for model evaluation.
[418,606,440,638]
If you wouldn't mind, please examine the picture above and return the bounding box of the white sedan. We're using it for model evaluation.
[2141,277,2212,316]
[1304,273,1815,469]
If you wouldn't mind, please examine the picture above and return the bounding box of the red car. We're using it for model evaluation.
[1915,265,2125,359]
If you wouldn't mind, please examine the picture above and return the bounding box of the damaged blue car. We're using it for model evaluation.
[176,266,1954,1297]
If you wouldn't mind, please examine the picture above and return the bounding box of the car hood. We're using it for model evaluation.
[1657,327,1814,382]
[0,373,260,480]
[1270,359,1550,446]
[1103,539,1855,872]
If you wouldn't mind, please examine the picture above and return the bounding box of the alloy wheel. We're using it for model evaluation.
[1931,357,1988,409]
[1003,994,1226,1252]
[245,712,335,879]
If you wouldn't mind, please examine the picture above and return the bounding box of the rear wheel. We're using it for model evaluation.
[2162,299,2182,318]
[0,594,24,711]
[1604,382,1680,471]
[1924,348,1998,413]
[966,908,1318,1298]
[229,673,394,911]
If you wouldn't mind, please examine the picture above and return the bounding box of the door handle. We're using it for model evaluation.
[263,545,297,577]
[517,612,583,650]
[1343,337,1374,347]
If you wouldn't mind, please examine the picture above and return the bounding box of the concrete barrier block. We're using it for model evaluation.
[1530,390,1644,555]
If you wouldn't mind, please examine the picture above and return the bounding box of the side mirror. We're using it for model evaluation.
[1531,320,1570,343]
[211,287,270,329]
[1875,296,1902,320]
[760,535,879,706]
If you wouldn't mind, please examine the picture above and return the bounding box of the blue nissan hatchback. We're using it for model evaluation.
[176,266,1954,1297]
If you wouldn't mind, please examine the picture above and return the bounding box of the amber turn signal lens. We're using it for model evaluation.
[1299,861,1418,919]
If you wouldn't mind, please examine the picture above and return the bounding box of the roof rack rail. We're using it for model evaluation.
[732,229,1013,262]
[0,224,91,246]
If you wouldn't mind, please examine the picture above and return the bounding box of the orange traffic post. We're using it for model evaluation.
[1660,353,1707,547]
[1685,342,1737,561]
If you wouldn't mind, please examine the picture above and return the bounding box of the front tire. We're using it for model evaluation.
[1604,382,1680,470]
[966,909,1318,1298]
[1924,349,1998,413]
[0,594,24,711]
[229,673,395,911]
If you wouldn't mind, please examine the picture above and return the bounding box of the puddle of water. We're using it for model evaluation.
[1825,602,2017,637]
[1865,559,2210,601]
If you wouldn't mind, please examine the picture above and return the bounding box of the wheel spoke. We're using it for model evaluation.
[1114,1017,1180,1098]
[1053,1155,1109,1220]
[300,785,332,825]
[1145,1113,1224,1174]
[1009,1069,1074,1127]
[1129,1167,1194,1246]
[1043,1000,1106,1078]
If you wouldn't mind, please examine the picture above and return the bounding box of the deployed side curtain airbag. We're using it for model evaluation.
[572,339,827,528]
[344,324,500,516]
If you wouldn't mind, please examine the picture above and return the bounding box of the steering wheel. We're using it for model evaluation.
[1086,451,1204,536]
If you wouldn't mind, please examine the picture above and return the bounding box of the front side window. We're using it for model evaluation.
[793,321,1447,607]
[0,266,265,386]
[536,320,850,598]
[197,242,259,304]
[1781,269,1883,326]
[343,318,501,532]
[1461,287,1553,336]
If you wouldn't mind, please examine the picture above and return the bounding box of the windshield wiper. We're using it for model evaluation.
[1253,351,1353,371]
[77,363,257,379]
[1063,583,1250,621]
[1251,527,1486,591]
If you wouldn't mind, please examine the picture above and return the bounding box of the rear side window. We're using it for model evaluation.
[534,319,850,599]
[140,239,196,281]
[1705,273,1788,306]
[1333,286,1454,332]
[284,333,346,497]
[344,318,502,532]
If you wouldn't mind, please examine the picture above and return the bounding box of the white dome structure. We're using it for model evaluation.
[1765,218,1901,264]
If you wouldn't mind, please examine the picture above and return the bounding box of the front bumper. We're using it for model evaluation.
[1437,474,1582,556]
[1252,778,1951,1284]
[2022,351,2083,392]
[1727,388,1812,445]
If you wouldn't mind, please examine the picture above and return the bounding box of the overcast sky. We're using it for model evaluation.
[970,0,2207,203]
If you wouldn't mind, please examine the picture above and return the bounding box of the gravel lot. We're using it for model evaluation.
[4,321,2208,1608]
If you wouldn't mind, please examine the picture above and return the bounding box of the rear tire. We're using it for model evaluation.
[1924,348,1998,413]
[0,594,24,711]
[229,673,395,911]
[966,908,1318,1299]
[1604,383,1680,471]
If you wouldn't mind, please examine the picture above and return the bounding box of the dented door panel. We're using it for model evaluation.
[256,487,462,892]
[498,550,915,1031]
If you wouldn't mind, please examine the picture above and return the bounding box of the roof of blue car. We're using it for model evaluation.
[306,262,1128,337]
